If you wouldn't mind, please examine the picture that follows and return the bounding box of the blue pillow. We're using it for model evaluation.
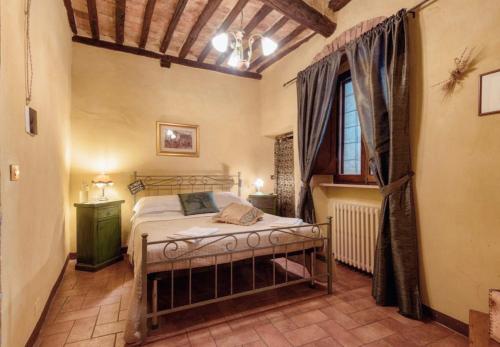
[178,192,219,216]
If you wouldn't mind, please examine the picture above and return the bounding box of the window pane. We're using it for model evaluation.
[341,80,361,175]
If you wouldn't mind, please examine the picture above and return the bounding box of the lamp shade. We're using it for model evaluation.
[212,33,229,53]
[92,174,113,187]
[254,178,264,189]
[227,51,241,67]
[261,37,278,56]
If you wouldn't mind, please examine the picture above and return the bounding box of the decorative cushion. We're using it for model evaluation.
[178,192,219,216]
[212,203,264,226]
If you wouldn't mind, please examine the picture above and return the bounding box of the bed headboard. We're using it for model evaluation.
[132,172,242,203]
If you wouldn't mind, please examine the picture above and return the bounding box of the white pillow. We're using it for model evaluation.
[213,192,251,209]
[133,195,182,216]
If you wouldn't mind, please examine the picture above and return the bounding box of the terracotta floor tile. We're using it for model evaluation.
[362,339,393,347]
[96,308,119,325]
[214,328,261,347]
[67,316,97,343]
[92,320,126,337]
[320,306,361,329]
[426,333,468,347]
[208,322,232,338]
[64,334,115,347]
[349,306,388,325]
[382,334,420,347]
[350,322,394,344]
[302,336,343,347]
[332,301,359,314]
[118,309,128,321]
[61,295,86,312]
[255,323,292,347]
[146,333,190,346]
[55,307,100,322]
[38,331,69,347]
[114,332,126,347]
[272,318,299,333]
[188,328,217,347]
[317,320,363,347]
[400,322,454,345]
[265,310,286,322]
[290,309,329,328]
[40,320,74,337]
[241,341,267,347]
[283,324,329,346]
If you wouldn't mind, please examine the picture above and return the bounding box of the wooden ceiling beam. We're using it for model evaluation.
[197,0,249,63]
[215,4,273,66]
[160,0,188,53]
[329,0,351,11]
[259,0,336,37]
[160,56,261,79]
[251,24,306,69]
[179,0,223,59]
[72,35,262,80]
[87,0,99,40]
[139,0,157,49]
[63,0,77,34]
[115,0,126,44]
[256,32,315,73]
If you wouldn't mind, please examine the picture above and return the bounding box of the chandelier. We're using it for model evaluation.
[211,13,278,70]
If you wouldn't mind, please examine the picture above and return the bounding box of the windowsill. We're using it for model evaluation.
[320,183,379,189]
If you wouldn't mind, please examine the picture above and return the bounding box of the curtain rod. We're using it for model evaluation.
[281,0,435,88]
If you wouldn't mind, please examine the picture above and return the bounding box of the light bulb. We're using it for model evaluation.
[261,37,278,56]
[212,33,228,53]
[254,179,264,189]
[228,51,241,68]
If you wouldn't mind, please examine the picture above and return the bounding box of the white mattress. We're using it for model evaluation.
[127,212,323,273]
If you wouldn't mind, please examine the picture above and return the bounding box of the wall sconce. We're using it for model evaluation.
[92,173,113,201]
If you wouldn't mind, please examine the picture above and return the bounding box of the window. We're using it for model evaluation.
[334,71,375,185]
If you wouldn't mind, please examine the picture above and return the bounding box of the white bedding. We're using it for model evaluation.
[124,210,324,343]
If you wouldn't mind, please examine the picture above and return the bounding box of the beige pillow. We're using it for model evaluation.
[212,203,264,226]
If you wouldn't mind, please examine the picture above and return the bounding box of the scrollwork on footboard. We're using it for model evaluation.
[140,218,334,339]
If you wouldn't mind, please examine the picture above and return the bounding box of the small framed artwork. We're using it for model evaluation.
[157,122,199,157]
[479,69,500,116]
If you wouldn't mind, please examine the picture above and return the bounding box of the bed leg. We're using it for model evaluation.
[305,252,316,288]
[141,233,149,337]
[326,217,333,295]
[152,278,158,329]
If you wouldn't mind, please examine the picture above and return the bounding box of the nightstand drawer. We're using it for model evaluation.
[248,194,277,215]
[97,206,120,220]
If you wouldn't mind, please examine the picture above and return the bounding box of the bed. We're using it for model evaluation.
[123,173,333,343]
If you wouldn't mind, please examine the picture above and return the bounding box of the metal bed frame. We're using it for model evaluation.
[132,173,333,336]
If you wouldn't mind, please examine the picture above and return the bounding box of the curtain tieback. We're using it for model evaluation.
[301,180,310,188]
[380,171,414,197]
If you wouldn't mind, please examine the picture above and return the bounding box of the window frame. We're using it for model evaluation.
[333,70,376,185]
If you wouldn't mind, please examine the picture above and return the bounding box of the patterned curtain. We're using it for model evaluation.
[274,134,295,217]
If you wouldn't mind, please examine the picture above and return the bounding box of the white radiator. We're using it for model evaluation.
[333,202,381,274]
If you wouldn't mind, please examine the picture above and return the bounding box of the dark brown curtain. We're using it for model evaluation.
[297,53,341,223]
[345,9,422,319]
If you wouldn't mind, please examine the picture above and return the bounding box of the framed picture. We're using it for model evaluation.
[156,122,199,157]
[479,69,500,116]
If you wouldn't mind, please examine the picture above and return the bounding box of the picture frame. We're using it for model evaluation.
[479,69,500,116]
[156,122,199,157]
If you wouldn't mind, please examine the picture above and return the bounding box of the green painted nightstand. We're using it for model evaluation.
[74,200,125,271]
[248,194,277,215]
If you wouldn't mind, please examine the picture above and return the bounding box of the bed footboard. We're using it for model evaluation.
[140,216,333,334]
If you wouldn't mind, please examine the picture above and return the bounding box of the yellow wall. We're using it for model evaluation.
[0,0,72,345]
[69,44,275,251]
[259,0,500,324]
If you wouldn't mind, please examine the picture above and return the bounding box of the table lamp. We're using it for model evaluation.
[92,173,113,201]
[253,178,264,195]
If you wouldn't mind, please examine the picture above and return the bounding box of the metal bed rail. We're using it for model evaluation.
[139,217,333,331]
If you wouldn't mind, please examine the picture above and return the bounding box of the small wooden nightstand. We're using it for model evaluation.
[74,200,124,271]
[248,194,277,215]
